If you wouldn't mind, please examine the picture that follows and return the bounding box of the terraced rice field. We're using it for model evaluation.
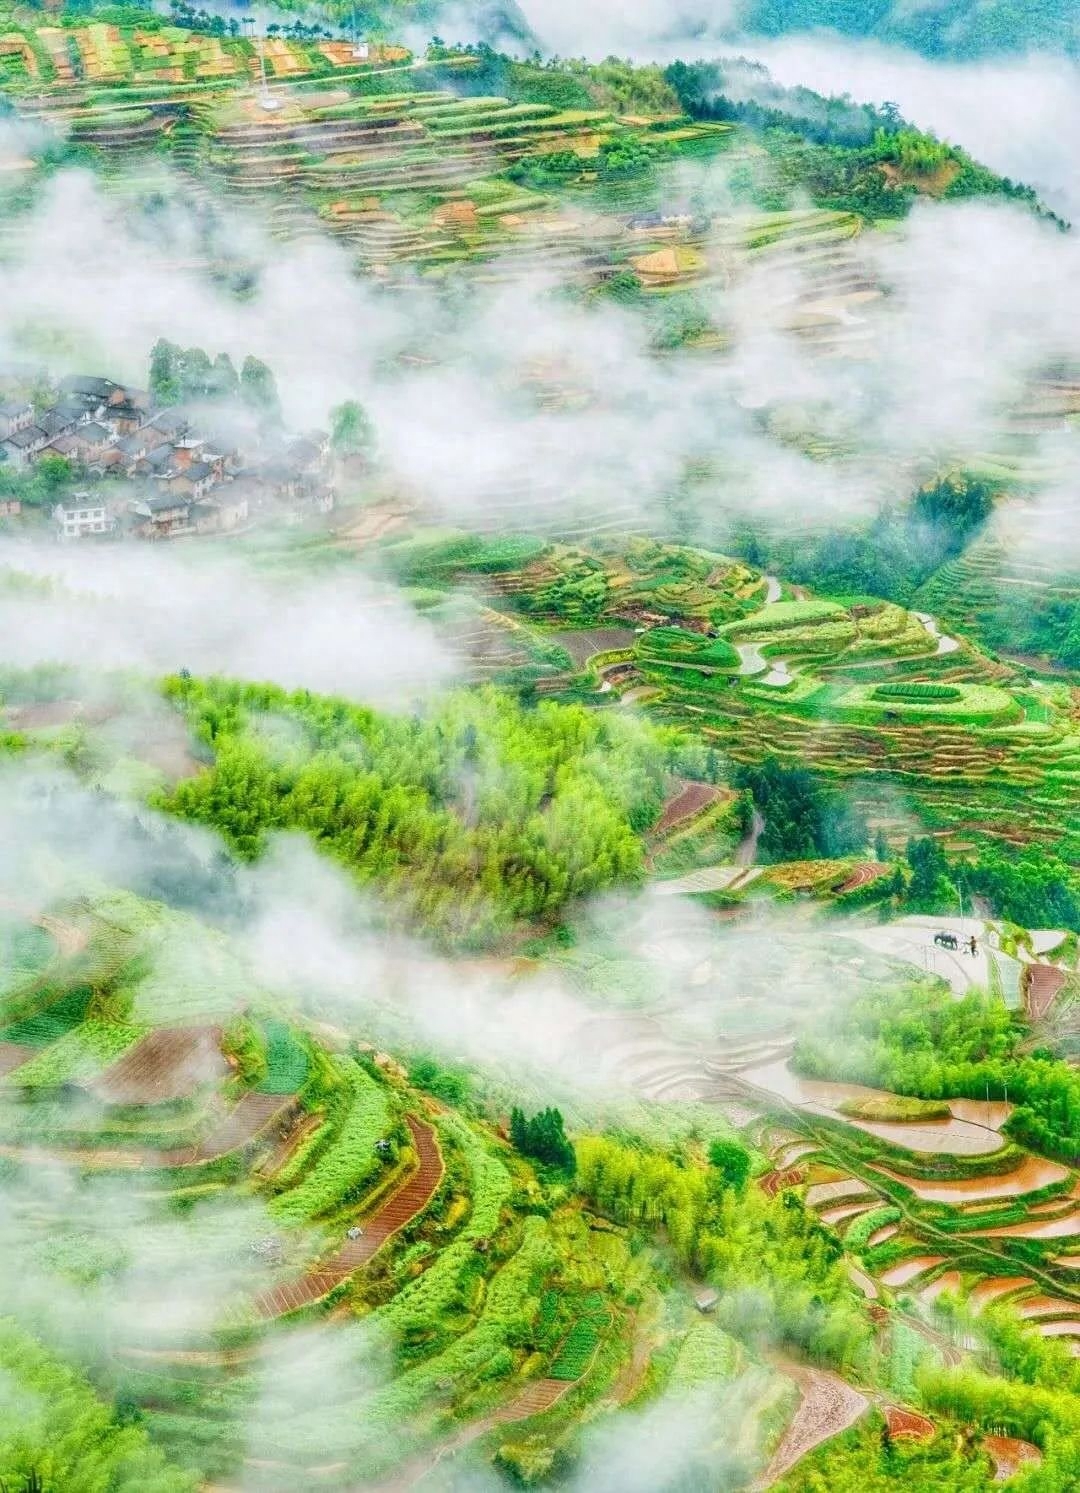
[740,1057,1010,1156]
[972,1213,1080,1241]
[871,1155,1069,1205]
[970,1276,1035,1310]
[879,1256,947,1289]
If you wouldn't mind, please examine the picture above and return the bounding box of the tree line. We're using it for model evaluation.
[794,984,1080,1166]
[160,675,674,949]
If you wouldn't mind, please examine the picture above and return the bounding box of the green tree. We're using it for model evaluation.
[240,356,280,420]
[330,399,376,458]
[707,1138,750,1192]
[149,337,181,403]
[906,836,953,908]
[35,454,73,495]
[510,1107,575,1172]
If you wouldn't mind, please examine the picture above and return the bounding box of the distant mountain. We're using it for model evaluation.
[740,0,1080,60]
[433,0,1080,60]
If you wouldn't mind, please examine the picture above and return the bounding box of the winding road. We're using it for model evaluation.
[912,610,960,656]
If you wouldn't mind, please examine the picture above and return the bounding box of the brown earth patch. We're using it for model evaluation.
[984,1435,1041,1481]
[91,1026,227,1105]
[883,1405,935,1441]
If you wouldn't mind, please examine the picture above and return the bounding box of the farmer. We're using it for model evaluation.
[969,934,977,958]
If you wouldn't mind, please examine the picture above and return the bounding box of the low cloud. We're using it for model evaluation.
[0,539,458,703]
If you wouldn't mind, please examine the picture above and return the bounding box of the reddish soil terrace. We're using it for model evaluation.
[970,1277,1034,1311]
[1016,1295,1077,1319]
[835,862,888,895]
[162,1092,297,1166]
[984,1435,1042,1481]
[253,1115,443,1320]
[759,1166,804,1197]
[883,1405,935,1441]
[820,1202,873,1227]
[0,1042,35,1078]
[919,1271,963,1304]
[91,1025,227,1104]
[1036,1319,1080,1338]
[1027,964,1066,1022]
[867,1223,900,1249]
[880,1255,946,1289]
[652,780,726,837]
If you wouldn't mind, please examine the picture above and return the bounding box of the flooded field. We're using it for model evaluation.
[970,1276,1034,1310]
[872,1155,1069,1205]
[867,1224,900,1248]
[1037,1320,1080,1337]
[920,1271,963,1303]
[1017,1296,1076,1319]
[974,1212,1080,1241]
[880,1255,945,1288]
[740,1058,1009,1156]
[820,1202,874,1227]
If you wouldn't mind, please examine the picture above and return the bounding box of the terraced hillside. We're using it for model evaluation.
[0,893,811,1491]
[367,527,1080,865]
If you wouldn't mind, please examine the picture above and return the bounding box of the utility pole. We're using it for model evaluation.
[351,4,369,59]
[243,16,280,112]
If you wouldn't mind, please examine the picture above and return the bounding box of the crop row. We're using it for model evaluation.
[10,1018,145,1089]
[269,1058,392,1225]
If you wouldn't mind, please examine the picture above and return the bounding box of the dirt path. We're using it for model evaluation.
[736,808,765,867]
[757,1362,868,1487]
[252,1115,443,1320]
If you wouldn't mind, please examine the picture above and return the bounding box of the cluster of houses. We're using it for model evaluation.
[0,374,337,541]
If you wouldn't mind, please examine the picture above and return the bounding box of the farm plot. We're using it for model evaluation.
[253,1114,443,1319]
[90,1026,227,1105]
[760,1363,868,1485]
[10,1020,145,1091]
[871,1154,1069,1205]
[164,1091,296,1166]
[0,1042,34,1077]
[835,682,1020,726]
[651,779,726,837]
[268,1058,392,1226]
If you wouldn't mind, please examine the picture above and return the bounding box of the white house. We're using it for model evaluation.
[53,493,114,540]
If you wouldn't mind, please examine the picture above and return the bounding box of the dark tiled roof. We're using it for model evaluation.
[59,375,120,399]
[3,425,45,449]
[39,410,76,438]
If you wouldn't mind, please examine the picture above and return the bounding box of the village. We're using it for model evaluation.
[0,370,337,541]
